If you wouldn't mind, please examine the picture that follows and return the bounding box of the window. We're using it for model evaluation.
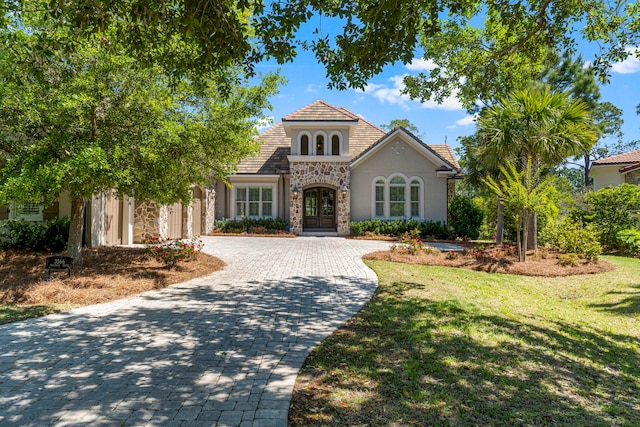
[12,202,43,221]
[301,134,309,155]
[331,134,340,155]
[389,177,406,217]
[410,180,420,217]
[316,135,324,156]
[375,180,385,217]
[372,175,423,220]
[234,185,275,219]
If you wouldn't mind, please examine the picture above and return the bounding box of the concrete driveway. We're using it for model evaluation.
[0,236,391,426]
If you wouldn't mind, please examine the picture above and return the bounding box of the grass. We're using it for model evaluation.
[290,256,640,426]
[0,303,74,324]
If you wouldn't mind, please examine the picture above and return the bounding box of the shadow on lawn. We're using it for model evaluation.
[290,292,640,426]
[588,284,640,315]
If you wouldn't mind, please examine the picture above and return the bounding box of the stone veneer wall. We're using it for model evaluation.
[625,170,640,185]
[205,188,216,234]
[134,201,161,243]
[290,161,351,236]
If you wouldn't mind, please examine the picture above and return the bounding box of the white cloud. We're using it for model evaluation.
[611,48,640,74]
[405,58,439,72]
[456,115,476,126]
[305,83,322,93]
[360,74,463,111]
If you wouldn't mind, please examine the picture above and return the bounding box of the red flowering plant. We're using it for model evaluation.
[143,235,204,269]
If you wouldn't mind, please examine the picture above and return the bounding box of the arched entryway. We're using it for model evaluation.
[303,187,336,230]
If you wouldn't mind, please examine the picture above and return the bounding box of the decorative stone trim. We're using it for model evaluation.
[205,188,216,234]
[133,201,161,243]
[625,170,640,185]
[289,161,351,236]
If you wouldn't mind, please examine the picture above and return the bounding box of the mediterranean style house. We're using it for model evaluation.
[1,100,461,243]
[213,100,461,236]
[590,149,640,190]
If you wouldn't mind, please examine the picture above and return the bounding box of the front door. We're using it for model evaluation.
[303,187,336,229]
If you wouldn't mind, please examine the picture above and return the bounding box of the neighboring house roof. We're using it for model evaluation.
[592,149,640,165]
[234,101,459,175]
[592,149,640,174]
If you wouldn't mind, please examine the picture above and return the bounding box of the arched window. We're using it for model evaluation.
[389,176,406,217]
[375,179,385,217]
[371,175,423,219]
[300,134,309,155]
[316,134,325,156]
[331,134,340,156]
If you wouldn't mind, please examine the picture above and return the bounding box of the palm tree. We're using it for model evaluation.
[476,85,596,249]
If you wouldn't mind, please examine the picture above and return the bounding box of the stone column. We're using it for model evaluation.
[204,188,216,234]
[133,201,161,243]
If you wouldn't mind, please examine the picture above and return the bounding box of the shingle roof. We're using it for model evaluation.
[592,149,640,165]
[282,100,360,122]
[234,101,460,175]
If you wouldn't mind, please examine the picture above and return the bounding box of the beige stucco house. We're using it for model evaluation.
[214,100,461,236]
[1,188,214,246]
[590,150,640,190]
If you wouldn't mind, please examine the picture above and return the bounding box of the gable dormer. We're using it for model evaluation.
[283,100,359,158]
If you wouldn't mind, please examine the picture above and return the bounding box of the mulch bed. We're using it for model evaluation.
[0,247,224,305]
[364,247,615,277]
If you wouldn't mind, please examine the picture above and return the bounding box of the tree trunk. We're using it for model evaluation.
[527,213,537,251]
[584,153,591,188]
[68,196,86,265]
[496,198,504,244]
[521,213,529,262]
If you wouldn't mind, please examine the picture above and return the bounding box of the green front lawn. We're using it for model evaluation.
[290,256,640,426]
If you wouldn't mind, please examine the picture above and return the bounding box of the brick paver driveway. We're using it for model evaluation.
[0,236,391,426]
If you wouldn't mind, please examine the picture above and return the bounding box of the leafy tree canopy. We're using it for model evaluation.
[1,0,638,106]
[380,119,421,136]
[0,19,283,261]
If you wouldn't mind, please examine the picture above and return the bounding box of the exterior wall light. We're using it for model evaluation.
[292,186,300,197]
[340,185,349,196]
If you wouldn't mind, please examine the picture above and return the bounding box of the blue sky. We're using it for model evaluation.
[256,43,640,155]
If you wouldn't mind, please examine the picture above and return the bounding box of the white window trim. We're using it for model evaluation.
[312,130,328,156]
[370,174,424,220]
[298,131,312,156]
[328,131,343,156]
[10,202,44,221]
[231,184,278,220]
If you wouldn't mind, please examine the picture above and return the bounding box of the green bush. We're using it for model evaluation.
[540,217,601,262]
[448,196,484,240]
[214,217,287,234]
[349,219,449,239]
[0,216,70,252]
[586,183,640,248]
[614,229,640,256]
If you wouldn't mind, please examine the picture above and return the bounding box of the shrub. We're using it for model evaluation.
[586,183,640,248]
[0,217,70,252]
[557,253,579,267]
[214,217,287,234]
[144,235,204,269]
[614,229,640,256]
[540,217,601,262]
[349,219,450,239]
[448,196,484,240]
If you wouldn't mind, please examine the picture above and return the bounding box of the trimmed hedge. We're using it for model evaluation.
[214,217,288,234]
[350,219,450,239]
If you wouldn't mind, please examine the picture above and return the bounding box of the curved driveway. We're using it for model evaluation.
[0,236,391,426]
